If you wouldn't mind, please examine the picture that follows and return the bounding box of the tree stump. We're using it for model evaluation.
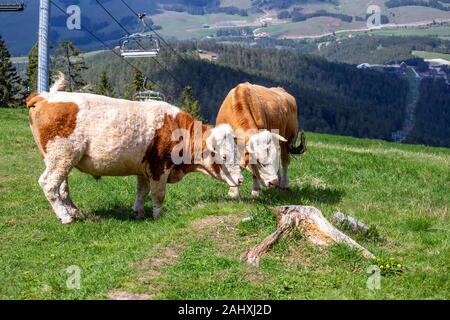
[241,206,375,267]
[331,211,370,235]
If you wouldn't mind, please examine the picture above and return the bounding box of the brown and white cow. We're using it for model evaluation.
[27,73,244,224]
[216,82,306,198]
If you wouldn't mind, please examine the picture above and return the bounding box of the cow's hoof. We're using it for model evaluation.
[228,190,240,198]
[133,209,145,220]
[152,206,162,220]
[251,190,261,198]
[228,187,240,199]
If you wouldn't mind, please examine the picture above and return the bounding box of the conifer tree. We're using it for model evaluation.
[27,43,39,92]
[93,70,114,97]
[51,40,87,92]
[181,86,203,121]
[0,36,25,107]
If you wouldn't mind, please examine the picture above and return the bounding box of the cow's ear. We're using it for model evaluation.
[271,133,288,142]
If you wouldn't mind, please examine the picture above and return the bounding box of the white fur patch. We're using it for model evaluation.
[45,92,180,177]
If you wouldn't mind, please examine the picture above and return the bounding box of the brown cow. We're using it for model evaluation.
[216,83,306,198]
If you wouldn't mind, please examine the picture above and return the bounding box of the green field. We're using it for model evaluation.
[366,24,450,38]
[412,50,450,61]
[0,108,449,299]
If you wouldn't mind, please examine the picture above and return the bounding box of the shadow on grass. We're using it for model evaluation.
[84,206,148,222]
[80,185,344,222]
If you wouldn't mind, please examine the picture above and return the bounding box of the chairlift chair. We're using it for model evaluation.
[0,1,25,11]
[135,89,165,102]
[135,76,165,102]
[120,34,160,58]
[120,12,160,58]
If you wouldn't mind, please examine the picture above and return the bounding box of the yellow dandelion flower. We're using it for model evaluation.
[380,265,384,269]
[386,264,390,268]
[397,264,401,268]
[390,257,395,261]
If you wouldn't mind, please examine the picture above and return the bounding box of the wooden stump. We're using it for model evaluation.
[241,206,375,267]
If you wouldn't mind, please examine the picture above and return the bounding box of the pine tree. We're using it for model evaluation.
[93,70,114,97]
[0,36,25,107]
[133,69,145,92]
[27,43,39,92]
[51,40,87,92]
[181,86,203,121]
[124,69,156,100]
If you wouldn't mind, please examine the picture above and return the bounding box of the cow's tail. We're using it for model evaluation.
[49,71,67,94]
[287,130,307,155]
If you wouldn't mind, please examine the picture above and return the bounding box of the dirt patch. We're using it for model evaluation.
[191,215,228,229]
[107,290,153,300]
[136,246,180,270]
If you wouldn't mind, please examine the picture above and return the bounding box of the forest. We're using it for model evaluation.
[385,0,450,11]
[226,34,450,65]
[407,78,450,147]
[2,36,450,148]
[278,8,354,23]
[252,0,338,10]
[79,41,409,141]
[159,0,248,16]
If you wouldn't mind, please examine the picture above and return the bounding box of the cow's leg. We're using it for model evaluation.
[149,173,169,220]
[279,145,291,190]
[60,177,81,218]
[39,139,81,224]
[251,176,262,197]
[133,175,150,220]
[228,186,240,198]
[39,166,73,224]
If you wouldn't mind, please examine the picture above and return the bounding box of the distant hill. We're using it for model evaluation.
[2,0,450,55]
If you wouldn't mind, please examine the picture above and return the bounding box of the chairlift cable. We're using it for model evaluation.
[94,0,186,89]
[49,0,168,97]
[118,0,189,65]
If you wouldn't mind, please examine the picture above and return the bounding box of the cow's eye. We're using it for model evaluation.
[222,155,227,161]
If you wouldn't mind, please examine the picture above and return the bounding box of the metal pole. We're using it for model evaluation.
[37,0,50,93]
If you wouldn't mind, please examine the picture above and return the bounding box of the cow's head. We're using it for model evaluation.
[246,130,287,187]
[204,124,244,187]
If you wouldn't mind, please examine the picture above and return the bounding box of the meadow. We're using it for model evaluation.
[0,108,448,299]
[412,50,450,61]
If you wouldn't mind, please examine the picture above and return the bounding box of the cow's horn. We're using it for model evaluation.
[271,132,288,142]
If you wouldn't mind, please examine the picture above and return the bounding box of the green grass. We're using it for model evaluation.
[0,108,449,299]
[365,24,450,38]
[412,50,450,61]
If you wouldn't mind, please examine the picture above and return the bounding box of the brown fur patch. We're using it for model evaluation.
[143,111,213,182]
[26,93,45,109]
[216,82,299,142]
[29,99,79,152]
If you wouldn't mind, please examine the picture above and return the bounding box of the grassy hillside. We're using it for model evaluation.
[412,50,450,60]
[0,108,448,299]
